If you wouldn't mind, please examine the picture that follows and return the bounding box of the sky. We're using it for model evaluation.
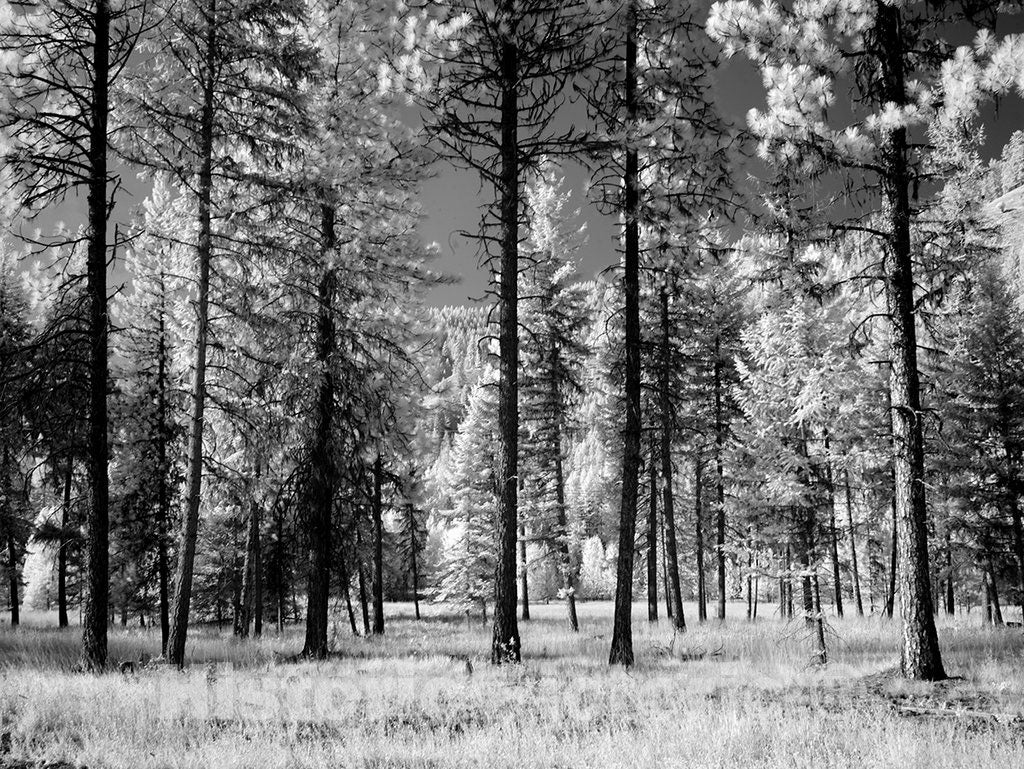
[418,54,762,307]
[11,14,1024,309]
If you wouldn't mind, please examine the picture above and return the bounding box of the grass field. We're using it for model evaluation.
[2,601,1023,768]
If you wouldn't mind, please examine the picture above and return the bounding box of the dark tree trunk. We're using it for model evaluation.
[609,0,641,668]
[519,521,530,621]
[276,500,285,633]
[155,275,171,652]
[695,456,707,622]
[827,470,844,618]
[238,495,260,638]
[844,470,864,616]
[986,557,1004,626]
[166,0,216,668]
[714,337,727,621]
[356,548,370,637]
[875,1,945,681]
[301,204,338,659]
[647,447,658,623]
[82,0,112,672]
[659,289,684,631]
[944,528,955,616]
[253,528,263,638]
[339,555,358,635]
[745,530,753,621]
[812,572,827,664]
[785,543,794,619]
[661,504,672,619]
[372,455,385,635]
[490,0,522,666]
[58,459,72,629]
[885,496,897,619]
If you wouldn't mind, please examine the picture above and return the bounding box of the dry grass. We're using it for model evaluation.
[2,602,1023,768]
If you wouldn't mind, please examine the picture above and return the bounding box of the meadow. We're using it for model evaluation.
[2,602,1023,769]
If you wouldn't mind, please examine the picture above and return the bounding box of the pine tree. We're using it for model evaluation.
[519,163,589,632]
[709,0,1024,680]
[1,0,148,671]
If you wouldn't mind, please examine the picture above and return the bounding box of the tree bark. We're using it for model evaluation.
[490,0,521,665]
[844,470,864,616]
[944,527,955,616]
[986,556,1004,626]
[695,456,707,622]
[155,278,171,652]
[609,0,641,667]
[885,495,897,619]
[301,204,338,659]
[827,465,844,618]
[875,0,945,681]
[647,446,658,623]
[339,555,358,635]
[372,455,385,635]
[238,494,260,638]
[659,289,685,631]
[166,0,216,668]
[714,336,727,621]
[253,526,263,638]
[58,459,72,629]
[82,0,112,672]
[356,544,370,637]
[519,521,530,621]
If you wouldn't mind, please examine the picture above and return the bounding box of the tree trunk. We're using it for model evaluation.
[490,0,521,666]
[812,571,827,664]
[339,555,358,635]
[519,521,530,621]
[58,459,72,629]
[944,528,955,616]
[276,500,285,633]
[407,504,421,621]
[356,547,370,637]
[986,557,1004,626]
[238,495,260,638]
[81,0,112,672]
[156,285,171,652]
[253,526,263,638]
[826,457,843,618]
[166,0,216,668]
[714,336,727,621]
[886,496,897,619]
[609,0,641,668]
[372,455,385,635]
[659,288,685,631]
[844,470,864,616]
[661,504,672,619]
[647,446,658,623]
[301,204,338,659]
[695,456,707,622]
[875,0,945,681]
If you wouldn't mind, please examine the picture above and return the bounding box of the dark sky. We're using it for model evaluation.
[418,44,1024,307]
[419,54,763,307]
[12,17,1024,309]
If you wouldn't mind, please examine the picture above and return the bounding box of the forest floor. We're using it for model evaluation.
[2,601,1024,768]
